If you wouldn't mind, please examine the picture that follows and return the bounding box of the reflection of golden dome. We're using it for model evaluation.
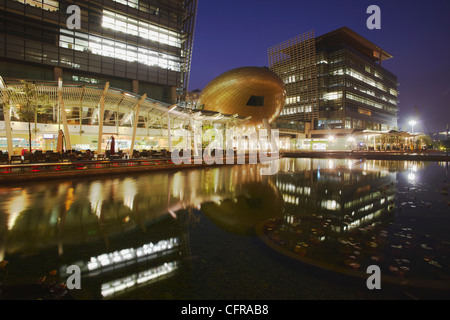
[201,181,284,236]
[199,67,286,126]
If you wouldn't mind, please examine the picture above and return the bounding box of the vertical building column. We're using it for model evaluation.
[0,77,13,159]
[166,105,177,152]
[305,122,311,139]
[167,113,172,152]
[129,94,146,157]
[262,117,278,151]
[97,82,110,155]
[170,86,177,104]
[132,80,139,95]
[54,67,63,81]
[58,79,72,150]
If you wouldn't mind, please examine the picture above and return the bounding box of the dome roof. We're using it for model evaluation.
[199,67,286,127]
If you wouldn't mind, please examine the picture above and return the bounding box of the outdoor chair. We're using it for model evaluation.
[0,153,9,164]
[48,152,62,162]
[81,153,92,161]
[22,154,34,163]
[68,153,78,162]
[34,153,47,162]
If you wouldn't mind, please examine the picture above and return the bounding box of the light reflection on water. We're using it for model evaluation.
[264,160,449,289]
[0,159,448,299]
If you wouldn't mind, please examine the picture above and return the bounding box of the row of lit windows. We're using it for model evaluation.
[102,10,181,48]
[322,92,343,101]
[346,82,397,106]
[111,0,178,22]
[276,181,311,195]
[285,95,314,105]
[358,108,372,116]
[346,92,385,110]
[59,29,181,72]
[14,0,58,12]
[101,261,179,298]
[389,88,398,97]
[281,193,340,211]
[331,68,393,94]
[318,119,342,127]
[365,65,383,80]
[286,96,301,105]
[280,105,313,116]
[113,0,140,9]
[344,192,394,210]
[345,68,389,92]
[284,75,304,84]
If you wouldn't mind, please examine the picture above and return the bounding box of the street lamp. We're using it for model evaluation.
[409,120,417,133]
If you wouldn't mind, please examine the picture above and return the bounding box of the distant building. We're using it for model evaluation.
[0,0,198,103]
[268,27,399,139]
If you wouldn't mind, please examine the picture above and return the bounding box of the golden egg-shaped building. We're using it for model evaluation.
[199,67,286,127]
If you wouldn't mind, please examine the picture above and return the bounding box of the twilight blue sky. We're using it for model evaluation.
[188,0,450,133]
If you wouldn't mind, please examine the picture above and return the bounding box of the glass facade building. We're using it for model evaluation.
[269,27,399,135]
[0,0,198,103]
[0,0,199,155]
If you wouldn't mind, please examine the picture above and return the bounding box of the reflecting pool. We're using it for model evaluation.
[0,159,448,300]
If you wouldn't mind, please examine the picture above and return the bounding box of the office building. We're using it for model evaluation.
[269,27,399,140]
[0,0,198,102]
[0,0,202,154]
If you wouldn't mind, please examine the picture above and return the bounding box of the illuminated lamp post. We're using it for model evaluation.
[409,120,417,150]
[409,120,417,134]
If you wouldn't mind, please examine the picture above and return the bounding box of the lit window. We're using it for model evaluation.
[15,0,59,11]
[59,29,181,72]
[358,109,372,116]
[323,92,342,101]
[112,0,139,9]
[102,10,181,48]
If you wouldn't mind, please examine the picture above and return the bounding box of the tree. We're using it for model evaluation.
[8,81,50,154]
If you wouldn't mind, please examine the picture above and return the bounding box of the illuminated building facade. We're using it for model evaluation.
[269,27,399,137]
[0,0,197,102]
[0,0,205,155]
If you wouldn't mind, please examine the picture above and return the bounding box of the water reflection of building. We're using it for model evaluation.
[275,159,398,236]
[0,173,197,299]
[0,163,277,298]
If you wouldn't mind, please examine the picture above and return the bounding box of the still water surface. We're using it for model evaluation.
[0,158,448,300]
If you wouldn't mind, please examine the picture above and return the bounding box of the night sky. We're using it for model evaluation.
[188,0,450,133]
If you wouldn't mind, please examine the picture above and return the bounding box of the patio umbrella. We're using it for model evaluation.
[56,130,64,153]
[110,136,115,155]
